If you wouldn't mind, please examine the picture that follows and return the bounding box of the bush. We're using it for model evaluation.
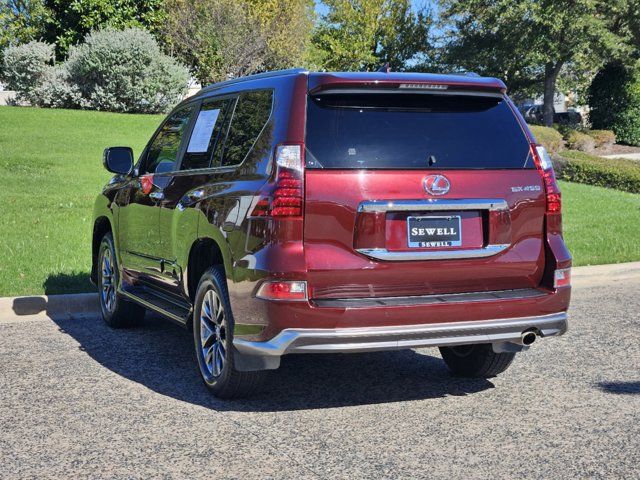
[65,28,189,113]
[529,125,564,155]
[588,61,640,146]
[587,129,616,149]
[565,130,595,153]
[31,65,84,109]
[558,150,640,194]
[1,41,54,104]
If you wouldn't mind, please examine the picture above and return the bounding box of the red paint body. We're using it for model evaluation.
[93,70,571,348]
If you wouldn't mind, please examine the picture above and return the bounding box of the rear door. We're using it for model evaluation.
[304,90,545,300]
[155,96,236,294]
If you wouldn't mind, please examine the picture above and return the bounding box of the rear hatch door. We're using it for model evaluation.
[303,88,545,300]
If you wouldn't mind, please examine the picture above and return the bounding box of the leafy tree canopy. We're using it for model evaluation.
[438,0,628,125]
[313,0,432,72]
[43,0,164,55]
[0,1,51,52]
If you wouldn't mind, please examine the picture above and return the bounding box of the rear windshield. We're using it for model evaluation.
[305,92,532,169]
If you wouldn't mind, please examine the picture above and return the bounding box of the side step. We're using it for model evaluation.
[119,285,191,326]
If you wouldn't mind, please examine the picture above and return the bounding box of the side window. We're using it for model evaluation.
[181,98,233,171]
[221,90,273,167]
[143,106,193,174]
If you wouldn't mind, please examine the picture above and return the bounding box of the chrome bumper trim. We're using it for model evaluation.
[356,199,510,261]
[355,244,509,261]
[357,198,509,213]
[233,312,568,356]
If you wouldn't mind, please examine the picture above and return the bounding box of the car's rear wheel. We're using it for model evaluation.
[439,344,515,378]
[98,232,145,328]
[193,266,264,399]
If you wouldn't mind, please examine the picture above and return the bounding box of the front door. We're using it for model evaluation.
[116,104,195,287]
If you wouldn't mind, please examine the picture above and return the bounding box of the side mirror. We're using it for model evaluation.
[103,147,134,175]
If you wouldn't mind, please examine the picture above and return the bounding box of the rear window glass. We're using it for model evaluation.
[221,90,273,167]
[305,93,532,169]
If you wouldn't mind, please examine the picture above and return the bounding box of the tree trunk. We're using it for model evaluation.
[543,61,563,127]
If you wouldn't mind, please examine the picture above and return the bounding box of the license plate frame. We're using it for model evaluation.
[407,215,462,248]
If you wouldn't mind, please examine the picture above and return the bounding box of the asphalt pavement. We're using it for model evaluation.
[1,266,639,479]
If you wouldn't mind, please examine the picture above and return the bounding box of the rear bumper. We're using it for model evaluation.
[234,311,567,359]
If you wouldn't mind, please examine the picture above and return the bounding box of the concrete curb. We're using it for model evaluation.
[1,261,639,324]
[0,293,98,324]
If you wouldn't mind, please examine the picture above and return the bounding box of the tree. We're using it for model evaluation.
[245,0,315,70]
[439,0,625,126]
[162,0,266,85]
[588,61,640,145]
[43,0,165,56]
[0,1,51,53]
[312,0,431,72]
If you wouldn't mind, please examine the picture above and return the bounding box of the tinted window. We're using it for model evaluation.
[181,98,233,171]
[305,93,531,169]
[144,106,193,174]
[222,90,273,167]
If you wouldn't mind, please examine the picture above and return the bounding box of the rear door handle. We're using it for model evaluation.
[149,191,164,201]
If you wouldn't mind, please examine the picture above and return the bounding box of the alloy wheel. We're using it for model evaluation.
[100,247,116,313]
[199,289,227,378]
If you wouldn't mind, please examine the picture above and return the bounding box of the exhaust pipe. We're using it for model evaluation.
[521,331,537,346]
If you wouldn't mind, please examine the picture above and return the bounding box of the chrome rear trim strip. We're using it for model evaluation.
[356,244,509,261]
[356,198,510,261]
[233,312,568,356]
[357,198,509,213]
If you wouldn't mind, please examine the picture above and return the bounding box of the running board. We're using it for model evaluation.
[119,286,191,326]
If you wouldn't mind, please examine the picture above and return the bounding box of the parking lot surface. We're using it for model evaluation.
[1,274,639,479]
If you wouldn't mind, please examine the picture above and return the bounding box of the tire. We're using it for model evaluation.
[97,232,145,328]
[439,344,516,378]
[193,266,264,399]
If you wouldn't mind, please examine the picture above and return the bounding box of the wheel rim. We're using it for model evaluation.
[100,247,116,313]
[199,289,227,378]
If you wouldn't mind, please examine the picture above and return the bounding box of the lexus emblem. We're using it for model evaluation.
[423,174,451,195]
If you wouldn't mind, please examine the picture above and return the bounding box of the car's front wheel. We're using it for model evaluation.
[98,232,145,328]
[193,266,264,399]
[439,344,516,378]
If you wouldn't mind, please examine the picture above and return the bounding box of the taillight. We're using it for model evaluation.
[531,144,561,214]
[554,268,571,288]
[251,144,304,218]
[255,280,308,301]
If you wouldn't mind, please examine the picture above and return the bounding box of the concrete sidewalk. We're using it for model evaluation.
[1,261,638,324]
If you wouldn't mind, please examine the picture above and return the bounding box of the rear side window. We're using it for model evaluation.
[143,105,193,174]
[181,98,233,171]
[221,90,273,167]
[305,93,532,169]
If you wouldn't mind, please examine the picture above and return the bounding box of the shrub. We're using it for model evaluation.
[31,65,84,109]
[588,61,640,146]
[529,125,564,155]
[65,28,189,113]
[1,41,54,104]
[565,130,595,153]
[558,150,640,194]
[587,129,616,149]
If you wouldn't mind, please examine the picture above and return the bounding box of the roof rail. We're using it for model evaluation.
[199,68,309,94]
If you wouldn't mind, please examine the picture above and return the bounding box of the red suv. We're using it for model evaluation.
[93,69,571,398]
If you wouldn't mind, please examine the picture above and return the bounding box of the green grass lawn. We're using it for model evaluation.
[0,106,161,297]
[0,106,639,297]
[560,180,640,266]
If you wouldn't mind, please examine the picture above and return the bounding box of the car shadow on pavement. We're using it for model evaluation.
[597,381,640,395]
[50,313,495,412]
